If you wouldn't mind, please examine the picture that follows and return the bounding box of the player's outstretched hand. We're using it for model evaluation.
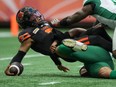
[4,65,14,76]
[57,65,70,72]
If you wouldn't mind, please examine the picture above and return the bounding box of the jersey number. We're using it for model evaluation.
[19,32,31,42]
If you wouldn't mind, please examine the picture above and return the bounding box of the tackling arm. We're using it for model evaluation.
[59,4,94,27]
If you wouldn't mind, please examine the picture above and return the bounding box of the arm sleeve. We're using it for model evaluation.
[10,51,26,64]
[50,54,62,65]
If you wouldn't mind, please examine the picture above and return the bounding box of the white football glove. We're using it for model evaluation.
[51,18,60,26]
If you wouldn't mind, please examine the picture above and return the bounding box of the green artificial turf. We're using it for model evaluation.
[0,28,116,87]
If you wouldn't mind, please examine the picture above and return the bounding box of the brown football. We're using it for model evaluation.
[9,62,24,76]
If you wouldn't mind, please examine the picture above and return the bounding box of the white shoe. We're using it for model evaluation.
[62,39,87,51]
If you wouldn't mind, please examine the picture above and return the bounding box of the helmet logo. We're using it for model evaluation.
[18,11,24,20]
[41,26,53,33]
[45,28,53,33]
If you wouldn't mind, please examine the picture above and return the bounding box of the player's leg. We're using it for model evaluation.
[92,25,112,42]
[56,40,112,63]
[60,39,112,62]
[88,35,112,52]
[112,28,116,58]
[68,28,87,37]
[75,35,112,52]
[87,62,116,79]
[80,24,112,42]
[99,67,116,79]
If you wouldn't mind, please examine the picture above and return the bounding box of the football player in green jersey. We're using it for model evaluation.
[55,39,116,79]
[52,0,116,58]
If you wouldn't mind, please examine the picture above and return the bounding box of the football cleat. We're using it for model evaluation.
[62,39,76,48]
[62,39,87,51]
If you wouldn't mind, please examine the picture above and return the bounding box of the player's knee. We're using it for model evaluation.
[98,67,112,78]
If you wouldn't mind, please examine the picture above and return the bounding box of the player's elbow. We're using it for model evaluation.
[82,5,93,16]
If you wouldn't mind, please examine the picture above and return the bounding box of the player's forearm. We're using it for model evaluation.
[10,39,32,64]
[52,58,62,65]
[68,11,88,23]
[59,10,87,27]
[59,5,93,27]
[19,39,32,52]
[50,55,62,65]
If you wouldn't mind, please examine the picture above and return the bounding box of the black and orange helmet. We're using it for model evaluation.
[16,6,44,29]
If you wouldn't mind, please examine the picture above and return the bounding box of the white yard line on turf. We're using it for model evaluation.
[23,63,32,66]
[39,81,61,86]
[0,54,45,61]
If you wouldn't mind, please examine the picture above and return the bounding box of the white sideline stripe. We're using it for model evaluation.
[0,32,12,37]
[39,81,61,86]
[0,54,45,61]
[23,63,32,66]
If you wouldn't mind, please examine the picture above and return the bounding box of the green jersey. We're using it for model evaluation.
[83,0,116,29]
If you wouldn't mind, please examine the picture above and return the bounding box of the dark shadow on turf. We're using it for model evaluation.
[23,73,82,78]
[20,73,107,80]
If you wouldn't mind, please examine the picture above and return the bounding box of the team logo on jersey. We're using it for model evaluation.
[44,28,53,33]
[41,26,53,33]
[33,28,40,34]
